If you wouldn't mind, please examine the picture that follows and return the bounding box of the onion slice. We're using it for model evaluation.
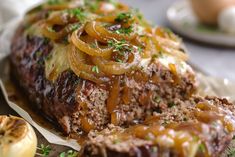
[85,22,108,43]
[71,27,113,57]
[92,50,141,75]
[94,21,137,41]
[68,45,107,84]
[41,22,80,41]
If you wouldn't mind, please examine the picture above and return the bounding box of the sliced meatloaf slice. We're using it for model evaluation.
[84,96,235,157]
[10,26,196,135]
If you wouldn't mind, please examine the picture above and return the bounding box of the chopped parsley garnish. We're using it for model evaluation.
[153,96,161,103]
[47,26,55,32]
[108,39,131,52]
[37,144,78,157]
[67,8,87,22]
[90,43,97,48]
[137,46,143,53]
[115,12,133,23]
[193,136,199,141]
[167,102,175,108]
[116,58,123,63]
[115,26,133,35]
[152,54,158,60]
[45,53,52,61]
[151,146,158,153]
[35,51,43,58]
[69,23,81,32]
[47,0,61,5]
[36,144,52,156]
[59,150,78,157]
[92,66,99,73]
[198,143,206,153]
[152,52,163,60]
[228,147,235,157]
[113,139,121,144]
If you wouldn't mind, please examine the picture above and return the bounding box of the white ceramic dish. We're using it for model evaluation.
[167,0,235,47]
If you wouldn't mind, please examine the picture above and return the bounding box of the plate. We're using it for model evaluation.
[167,0,235,47]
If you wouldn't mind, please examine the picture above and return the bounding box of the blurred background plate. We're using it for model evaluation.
[167,0,235,47]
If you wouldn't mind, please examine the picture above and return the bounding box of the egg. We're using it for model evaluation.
[218,6,235,34]
[190,0,235,25]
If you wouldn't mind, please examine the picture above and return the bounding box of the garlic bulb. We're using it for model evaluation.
[0,115,37,157]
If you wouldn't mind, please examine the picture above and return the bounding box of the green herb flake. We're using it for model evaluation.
[35,51,43,58]
[167,102,175,108]
[45,53,52,61]
[153,96,161,103]
[59,150,78,157]
[92,66,99,73]
[113,139,121,144]
[90,43,97,48]
[116,58,123,63]
[37,144,52,156]
[228,147,235,157]
[193,136,199,142]
[108,39,131,53]
[47,26,55,32]
[47,0,60,5]
[137,46,143,53]
[198,143,206,153]
[151,146,158,153]
[115,12,133,23]
[68,8,87,22]
[69,23,81,32]
[115,26,133,35]
[152,54,158,60]
[145,135,152,141]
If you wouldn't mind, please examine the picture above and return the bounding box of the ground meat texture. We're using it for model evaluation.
[83,97,235,157]
[10,25,196,135]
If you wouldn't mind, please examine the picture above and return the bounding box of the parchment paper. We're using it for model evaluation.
[0,0,81,149]
[0,0,235,154]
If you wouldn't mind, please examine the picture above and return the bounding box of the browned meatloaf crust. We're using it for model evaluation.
[10,25,196,135]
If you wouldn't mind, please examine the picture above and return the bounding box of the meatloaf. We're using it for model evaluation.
[10,0,235,156]
[84,96,235,157]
